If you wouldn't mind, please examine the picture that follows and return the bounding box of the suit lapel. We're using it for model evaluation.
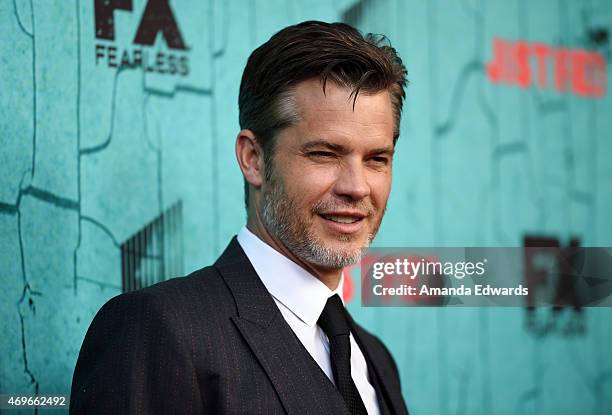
[347,315,409,415]
[215,238,348,415]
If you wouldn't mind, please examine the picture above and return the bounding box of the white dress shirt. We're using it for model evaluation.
[237,227,380,415]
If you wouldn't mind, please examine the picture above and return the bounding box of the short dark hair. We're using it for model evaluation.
[239,20,408,208]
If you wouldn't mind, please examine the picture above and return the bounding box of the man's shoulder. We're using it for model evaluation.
[135,264,229,300]
[96,265,236,325]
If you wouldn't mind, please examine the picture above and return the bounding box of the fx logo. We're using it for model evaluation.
[94,0,190,76]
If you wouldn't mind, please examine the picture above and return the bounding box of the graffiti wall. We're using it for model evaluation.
[1,0,611,414]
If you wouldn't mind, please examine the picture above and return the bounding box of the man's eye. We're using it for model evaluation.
[370,157,389,165]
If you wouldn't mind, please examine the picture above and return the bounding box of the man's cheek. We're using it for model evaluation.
[370,178,391,202]
[296,177,331,199]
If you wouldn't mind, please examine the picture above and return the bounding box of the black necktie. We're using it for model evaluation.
[318,295,368,415]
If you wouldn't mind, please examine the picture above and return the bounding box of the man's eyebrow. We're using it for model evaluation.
[299,140,395,156]
[367,146,395,156]
[299,140,348,153]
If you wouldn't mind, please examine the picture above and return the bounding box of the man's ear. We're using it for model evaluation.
[235,129,264,188]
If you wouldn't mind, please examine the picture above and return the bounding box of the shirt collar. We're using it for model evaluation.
[237,226,344,327]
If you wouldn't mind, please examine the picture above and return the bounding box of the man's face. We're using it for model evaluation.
[259,79,395,269]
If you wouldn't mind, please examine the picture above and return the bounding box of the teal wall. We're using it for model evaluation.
[1,0,611,414]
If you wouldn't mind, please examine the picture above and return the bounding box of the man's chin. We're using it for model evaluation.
[318,230,371,249]
[306,239,366,267]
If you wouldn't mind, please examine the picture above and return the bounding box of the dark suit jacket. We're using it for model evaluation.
[70,237,409,414]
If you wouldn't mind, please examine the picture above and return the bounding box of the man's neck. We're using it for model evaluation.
[245,218,342,291]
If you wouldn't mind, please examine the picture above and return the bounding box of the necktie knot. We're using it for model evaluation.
[318,295,350,338]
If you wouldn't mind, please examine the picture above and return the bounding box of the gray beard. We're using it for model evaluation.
[260,173,377,269]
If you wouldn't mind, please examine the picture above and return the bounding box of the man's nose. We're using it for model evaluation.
[332,159,371,201]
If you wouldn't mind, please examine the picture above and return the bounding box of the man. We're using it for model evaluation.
[70,21,408,415]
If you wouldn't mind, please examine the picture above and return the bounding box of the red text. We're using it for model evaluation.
[486,38,607,97]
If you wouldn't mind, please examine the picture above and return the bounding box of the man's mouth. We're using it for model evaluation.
[320,214,362,224]
[317,211,368,234]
